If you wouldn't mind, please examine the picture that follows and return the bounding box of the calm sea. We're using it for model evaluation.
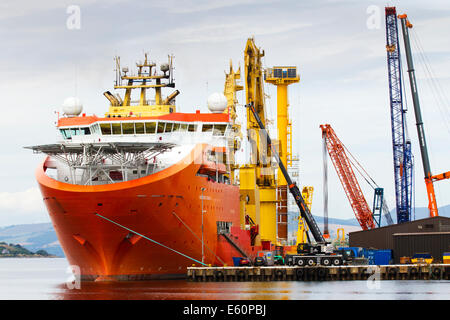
[0,258,448,300]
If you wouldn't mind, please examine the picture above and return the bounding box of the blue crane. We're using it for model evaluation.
[384,7,414,224]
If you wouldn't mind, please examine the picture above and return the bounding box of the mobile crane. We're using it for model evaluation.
[320,124,377,230]
[397,12,450,218]
[246,102,349,266]
[385,7,414,223]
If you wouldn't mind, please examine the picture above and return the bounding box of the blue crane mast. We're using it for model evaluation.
[385,7,414,224]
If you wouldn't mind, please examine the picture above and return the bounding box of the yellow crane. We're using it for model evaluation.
[239,38,277,246]
[223,60,243,185]
[265,66,300,243]
[335,228,346,247]
[296,186,313,244]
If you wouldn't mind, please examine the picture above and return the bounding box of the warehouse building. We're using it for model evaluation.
[349,216,450,263]
[393,232,450,263]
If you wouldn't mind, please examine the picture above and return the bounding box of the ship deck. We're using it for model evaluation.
[25,142,175,155]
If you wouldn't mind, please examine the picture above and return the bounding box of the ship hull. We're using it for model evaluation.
[37,144,253,280]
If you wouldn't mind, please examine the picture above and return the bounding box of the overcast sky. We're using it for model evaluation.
[1,0,449,227]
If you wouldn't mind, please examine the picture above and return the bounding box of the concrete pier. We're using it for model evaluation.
[187,264,450,281]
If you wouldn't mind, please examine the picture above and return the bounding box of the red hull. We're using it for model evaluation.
[37,144,255,280]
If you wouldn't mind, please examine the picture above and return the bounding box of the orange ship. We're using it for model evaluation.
[27,37,301,280]
[27,52,267,281]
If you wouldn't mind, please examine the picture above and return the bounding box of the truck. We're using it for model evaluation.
[245,102,351,266]
[285,243,349,266]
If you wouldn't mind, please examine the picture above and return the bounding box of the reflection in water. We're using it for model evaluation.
[55,281,297,300]
[53,279,450,300]
[0,259,449,300]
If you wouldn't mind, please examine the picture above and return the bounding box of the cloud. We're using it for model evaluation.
[148,0,277,14]
[161,22,312,44]
[0,188,49,226]
[0,0,130,20]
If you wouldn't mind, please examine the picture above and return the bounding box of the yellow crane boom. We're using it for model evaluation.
[239,38,277,246]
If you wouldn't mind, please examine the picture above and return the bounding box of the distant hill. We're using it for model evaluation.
[0,223,64,257]
[0,242,53,257]
[409,204,450,220]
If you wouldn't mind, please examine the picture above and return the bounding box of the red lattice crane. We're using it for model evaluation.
[320,124,376,230]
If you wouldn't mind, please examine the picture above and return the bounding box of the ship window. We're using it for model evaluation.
[91,124,100,135]
[145,122,156,134]
[122,122,134,135]
[180,123,188,132]
[100,123,112,135]
[213,124,227,136]
[109,171,123,181]
[217,221,232,235]
[157,122,165,133]
[135,122,144,134]
[202,124,214,132]
[274,68,282,78]
[165,123,174,133]
[172,123,181,132]
[111,123,121,135]
[288,68,296,78]
[60,129,71,139]
[68,128,80,136]
[188,124,197,132]
[80,127,91,135]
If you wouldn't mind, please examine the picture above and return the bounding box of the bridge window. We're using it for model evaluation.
[91,124,100,134]
[79,127,91,135]
[202,124,213,132]
[100,123,112,135]
[213,124,227,136]
[135,122,144,134]
[172,123,181,132]
[145,122,156,134]
[180,123,188,132]
[157,122,165,133]
[70,128,80,136]
[188,124,197,132]
[60,129,71,139]
[111,123,121,135]
[122,122,134,135]
[165,123,174,133]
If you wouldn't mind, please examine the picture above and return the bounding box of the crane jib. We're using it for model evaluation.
[245,102,325,243]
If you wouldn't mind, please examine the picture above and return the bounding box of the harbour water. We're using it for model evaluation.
[0,258,448,300]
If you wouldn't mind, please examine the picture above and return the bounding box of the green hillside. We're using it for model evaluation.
[0,242,53,257]
[0,223,64,257]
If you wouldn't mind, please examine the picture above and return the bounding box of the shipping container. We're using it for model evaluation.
[374,250,392,265]
[363,249,392,265]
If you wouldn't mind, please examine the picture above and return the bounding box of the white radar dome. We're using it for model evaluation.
[62,97,83,117]
[160,63,170,72]
[207,92,227,113]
